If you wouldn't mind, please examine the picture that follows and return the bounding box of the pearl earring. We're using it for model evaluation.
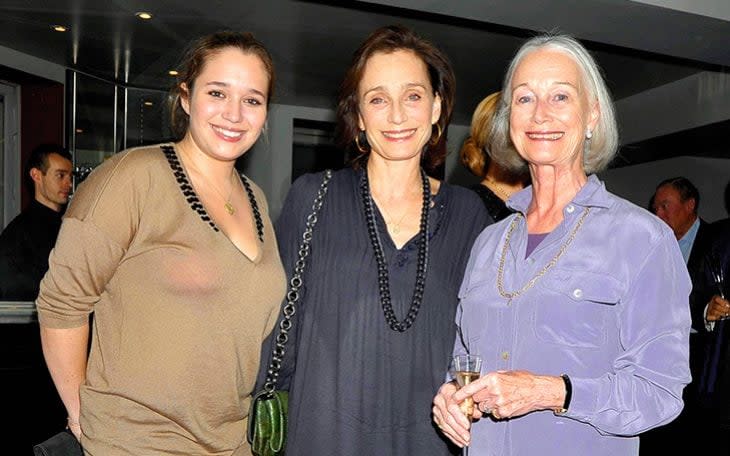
[586,130,593,139]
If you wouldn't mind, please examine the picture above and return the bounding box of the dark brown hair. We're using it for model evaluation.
[335,25,456,175]
[169,31,275,140]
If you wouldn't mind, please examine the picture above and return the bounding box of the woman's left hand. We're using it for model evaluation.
[432,381,473,447]
[453,370,565,420]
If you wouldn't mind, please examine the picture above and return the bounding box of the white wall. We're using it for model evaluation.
[0,45,66,83]
[242,103,335,219]
[599,156,730,222]
[616,71,730,145]
[445,123,476,186]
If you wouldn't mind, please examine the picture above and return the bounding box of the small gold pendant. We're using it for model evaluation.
[224,201,235,215]
[390,225,400,235]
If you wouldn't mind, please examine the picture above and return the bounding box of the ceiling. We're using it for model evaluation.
[0,0,728,166]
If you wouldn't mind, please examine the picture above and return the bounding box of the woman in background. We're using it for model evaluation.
[460,91,527,222]
[37,31,285,455]
[433,34,690,455]
[270,25,489,455]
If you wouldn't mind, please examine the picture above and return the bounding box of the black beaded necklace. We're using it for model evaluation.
[361,168,431,332]
[162,144,264,242]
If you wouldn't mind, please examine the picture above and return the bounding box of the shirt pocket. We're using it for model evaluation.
[533,268,620,349]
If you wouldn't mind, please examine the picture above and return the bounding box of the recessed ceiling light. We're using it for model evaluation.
[52,25,68,32]
[143,101,153,106]
[135,12,153,20]
[75,128,83,133]
[168,70,179,76]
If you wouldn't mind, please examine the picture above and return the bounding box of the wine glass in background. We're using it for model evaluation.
[452,354,482,456]
[707,251,728,320]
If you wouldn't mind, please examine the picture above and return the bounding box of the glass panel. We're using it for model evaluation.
[73,73,116,183]
[125,88,171,149]
[67,72,172,184]
[0,94,5,226]
[291,119,345,182]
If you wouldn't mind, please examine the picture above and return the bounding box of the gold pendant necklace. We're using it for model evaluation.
[383,206,410,235]
[222,173,237,215]
[373,181,420,236]
[496,207,590,301]
[206,170,238,215]
[224,200,235,215]
[205,168,236,215]
[178,144,238,215]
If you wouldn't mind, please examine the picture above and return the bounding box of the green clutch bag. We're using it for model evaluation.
[248,390,288,456]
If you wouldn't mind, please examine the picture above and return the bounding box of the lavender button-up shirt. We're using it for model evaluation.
[454,175,691,455]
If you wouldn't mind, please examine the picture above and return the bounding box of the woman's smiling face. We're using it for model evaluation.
[181,47,269,162]
[357,49,441,164]
[509,48,598,172]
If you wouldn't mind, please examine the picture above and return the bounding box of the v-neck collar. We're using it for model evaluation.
[161,144,264,263]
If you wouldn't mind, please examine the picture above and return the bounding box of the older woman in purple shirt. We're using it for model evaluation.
[432,34,691,455]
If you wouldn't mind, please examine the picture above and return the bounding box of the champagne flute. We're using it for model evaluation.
[707,252,728,320]
[452,354,482,456]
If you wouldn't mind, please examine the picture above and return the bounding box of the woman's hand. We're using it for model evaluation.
[432,381,476,448]
[707,295,730,322]
[454,370,565,420]
[67,416,82,440]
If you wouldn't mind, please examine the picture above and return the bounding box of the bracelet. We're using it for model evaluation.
[554,374,572,415]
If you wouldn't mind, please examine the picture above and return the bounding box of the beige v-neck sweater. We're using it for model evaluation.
[37,144,286,455]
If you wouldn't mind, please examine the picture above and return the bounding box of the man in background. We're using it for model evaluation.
[0,144,72,300]
[653,177,715,332]
[641,177,715,456]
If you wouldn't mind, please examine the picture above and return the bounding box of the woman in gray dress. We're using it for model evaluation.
[266,25,489,455]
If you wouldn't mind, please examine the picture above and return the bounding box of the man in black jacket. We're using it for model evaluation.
[696,214,730,441]
[0,144,72,300]
[641,177,716,456]
[653,177,715,330]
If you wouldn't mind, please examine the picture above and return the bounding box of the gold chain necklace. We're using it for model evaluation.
[195,168,238,215]
[381,204,411,235]
[178,145,239,215]
[485,177,516,201]
[497,207,590,302]
[219,172,238,215]
[373,184,420,235]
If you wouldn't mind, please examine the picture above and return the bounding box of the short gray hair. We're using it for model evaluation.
[488,34,618,174]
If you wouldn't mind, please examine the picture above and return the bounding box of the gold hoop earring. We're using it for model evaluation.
[355,131,368,154]
[430,123,443,145]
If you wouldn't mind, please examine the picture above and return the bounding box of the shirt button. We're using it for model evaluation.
[572,288,583,299]
[566,205,575,213]
[501,351,510,360]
